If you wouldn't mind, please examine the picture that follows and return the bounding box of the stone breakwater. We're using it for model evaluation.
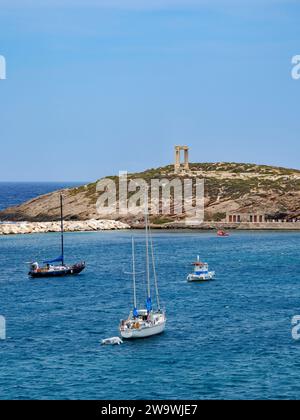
[0,220,130,235]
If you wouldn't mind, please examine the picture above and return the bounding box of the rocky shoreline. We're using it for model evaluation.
[0,220,130,235]
[1,219,300,235]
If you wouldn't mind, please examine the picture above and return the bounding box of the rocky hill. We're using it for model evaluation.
[1,162,300,227]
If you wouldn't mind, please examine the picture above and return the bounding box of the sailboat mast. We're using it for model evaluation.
[145,193,151,300]
[149,227,161,310]
[132,237,137,309]
[60,195,64,266]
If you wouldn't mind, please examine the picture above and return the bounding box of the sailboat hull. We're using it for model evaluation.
[29,263,85,278]
[120,319,166,339]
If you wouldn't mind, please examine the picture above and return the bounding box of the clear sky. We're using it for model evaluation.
[0,0,299,181]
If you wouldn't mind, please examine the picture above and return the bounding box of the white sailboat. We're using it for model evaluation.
[119,204,166,339]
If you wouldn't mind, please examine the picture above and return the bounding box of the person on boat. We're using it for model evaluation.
[31,262,39,272]
[217,230,229,237]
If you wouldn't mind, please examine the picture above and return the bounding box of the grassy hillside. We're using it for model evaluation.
[1,162,300,224]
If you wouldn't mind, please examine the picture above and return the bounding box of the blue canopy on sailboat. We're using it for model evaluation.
[43,255,63,264]
[146,297,152,312]
[133,307,139,318]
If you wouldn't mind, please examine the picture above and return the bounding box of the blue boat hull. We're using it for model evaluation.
[29,263,85,278]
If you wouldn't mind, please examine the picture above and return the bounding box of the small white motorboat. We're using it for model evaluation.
[187,256,215,282]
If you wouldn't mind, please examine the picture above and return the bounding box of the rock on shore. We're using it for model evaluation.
[0,220,130,235]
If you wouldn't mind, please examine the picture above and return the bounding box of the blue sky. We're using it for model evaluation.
[0,0,299,181]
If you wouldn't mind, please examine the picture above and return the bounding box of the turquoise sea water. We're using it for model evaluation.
[1,230,300,400]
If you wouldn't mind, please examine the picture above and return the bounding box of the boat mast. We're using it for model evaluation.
[149,227,160,310]
[60,194,64,266]
[145,192,151,302]
[132,237,137,310]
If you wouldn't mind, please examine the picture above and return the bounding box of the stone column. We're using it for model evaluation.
[184,148,189,170]
[174,147,180,173]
